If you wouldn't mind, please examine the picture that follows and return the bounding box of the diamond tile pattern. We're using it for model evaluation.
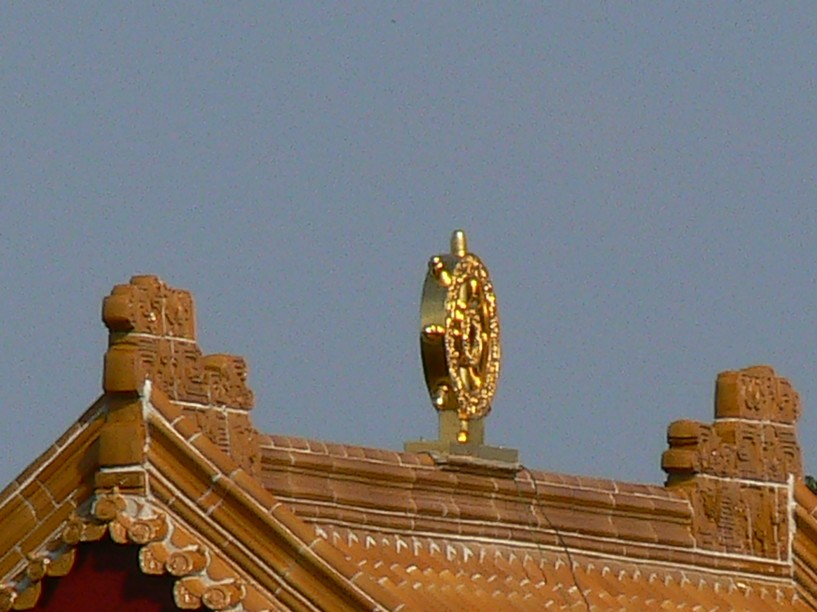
[316,525,806,610]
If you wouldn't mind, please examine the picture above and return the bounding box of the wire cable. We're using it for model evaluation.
[517,464,591,610]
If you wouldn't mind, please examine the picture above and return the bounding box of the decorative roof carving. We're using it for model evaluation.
[0,489,252,611]
[102,275,254,411]
[102,275,260,475]
[662,366,803,560]
[4,275,817,610]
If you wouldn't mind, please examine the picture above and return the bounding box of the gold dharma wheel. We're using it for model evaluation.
[420,230,500,443]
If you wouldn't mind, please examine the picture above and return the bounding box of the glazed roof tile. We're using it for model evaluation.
[258,433,695,553]
[257,431,817,608]
[2,275,817,610]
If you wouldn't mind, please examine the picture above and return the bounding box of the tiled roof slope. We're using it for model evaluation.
[261,434,810,609]
[1,275,816,610]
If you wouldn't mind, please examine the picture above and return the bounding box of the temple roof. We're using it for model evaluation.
[1,275,816,610]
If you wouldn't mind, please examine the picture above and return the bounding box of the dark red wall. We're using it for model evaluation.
[37,539,176,611]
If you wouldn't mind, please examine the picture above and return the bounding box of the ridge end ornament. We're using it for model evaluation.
[420,230,501,444]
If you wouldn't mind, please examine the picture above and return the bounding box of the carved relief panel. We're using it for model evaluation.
[662,366,802,560]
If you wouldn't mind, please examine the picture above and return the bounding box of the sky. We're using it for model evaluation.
[2,5,817,488]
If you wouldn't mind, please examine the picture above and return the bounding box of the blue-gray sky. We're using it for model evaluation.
[2,5,816,487]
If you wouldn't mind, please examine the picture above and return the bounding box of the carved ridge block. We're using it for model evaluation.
[663,366,803,560]
[715,366,800,424]
[103,276,196,340]
[102,277,255,412]
[203,355,254,409]
[665,367,802,484]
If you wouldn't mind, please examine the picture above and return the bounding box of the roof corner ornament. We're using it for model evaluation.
[420,230,501,445]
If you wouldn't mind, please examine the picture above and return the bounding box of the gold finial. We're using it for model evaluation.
[450,230,468,257]
[419,230,501,446]
[457,420,469,443]
[428,256,453,287]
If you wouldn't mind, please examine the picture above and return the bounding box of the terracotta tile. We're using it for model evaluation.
[451,471,497,493]
[342,444,369,460]
[491,476,525,499]
[648,494,693,520]
[50,399,105,449]
[258,469,295,495]
[287,451,338,472]
[793,533,817,570]
[94,469,146,492]
[279,473,332,502]
[205,507,289,574]
[19,501,75,556]
[567,535,628,558]
[574,475,618,492]
[280,499,318,521]
[10,447,57,494]
[259,448,295,472]
[0,549,25,583]
[194,487,223,515]
[795,481,817,515]
[171,415,200,441]
[650,519,695,548]
[304,439,327,454]
[262,434,292,449]
[529,504,606,538]
[323,505,371,527]
[337,480,415,514]
[412,492,456,518]
[414,469,458,489]
[361,447,400,463]
[396,451,429,467]
[611,513,658,544]
[323,455,372,477]
[322,442,349,457]
[553,473,582,488]
[0,495,36,554]
[456,497,500,522]
[556,486,617,513]
[616,482,667,497]
[241,587,282,611]
[337,457,418,485]
[33,430,100,505]
[148,438,217,503]
[492,493,530,519]
[11,581,41,610]
[230,469,274,506]
[18,479,57,522]
[458,522,514,542]
[188,431,239,476]
[608,492,656,517]
[286,436,310,452]
[149,388,184,421]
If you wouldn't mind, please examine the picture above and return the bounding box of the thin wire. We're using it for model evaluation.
[517,464,591,611]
